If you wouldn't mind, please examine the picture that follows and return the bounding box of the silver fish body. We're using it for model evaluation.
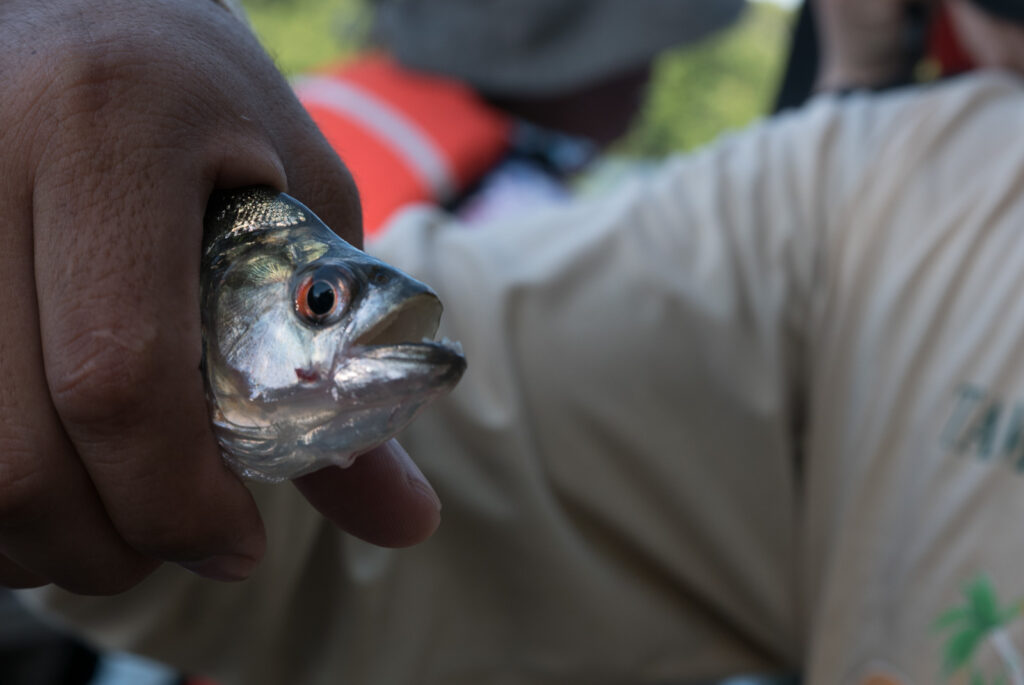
[201,188,466,482]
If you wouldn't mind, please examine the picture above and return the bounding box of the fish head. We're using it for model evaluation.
[201,189,466,482]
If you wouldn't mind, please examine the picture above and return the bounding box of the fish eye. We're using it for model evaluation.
[294,266,350,326]
[306,281,335,315]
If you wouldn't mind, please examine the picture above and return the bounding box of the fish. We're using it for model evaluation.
[200,187,466,482]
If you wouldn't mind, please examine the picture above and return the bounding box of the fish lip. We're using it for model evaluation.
[328,339,467,401]
[348,339,465,364]
[342,340,468,388]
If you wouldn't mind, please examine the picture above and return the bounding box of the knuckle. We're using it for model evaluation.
[110,473,259,564]
[52,42,123,117]
[104,473,217,558]
[30,25,144,126]
[0,442,49,529]
[28,23,185,161]
[48,319,161,432]
[118,508,216,562]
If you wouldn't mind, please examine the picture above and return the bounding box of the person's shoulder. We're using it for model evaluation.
[737,71,1024,185]
[798,71,1024,137]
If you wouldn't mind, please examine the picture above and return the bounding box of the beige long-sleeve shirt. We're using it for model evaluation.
[24,73,1024,685]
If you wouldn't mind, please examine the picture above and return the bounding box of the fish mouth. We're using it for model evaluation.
[329,291,467,404]
[349,292,465,367]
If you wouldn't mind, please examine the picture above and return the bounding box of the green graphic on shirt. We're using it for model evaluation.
[934,574,1024,684]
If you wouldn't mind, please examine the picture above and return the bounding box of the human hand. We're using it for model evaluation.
[814,0,933,91]
[0,0,440,595]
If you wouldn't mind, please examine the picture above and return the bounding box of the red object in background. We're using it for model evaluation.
[294,54,512,239]
[928,6,976,75]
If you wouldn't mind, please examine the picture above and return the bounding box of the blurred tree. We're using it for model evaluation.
[240,0,792,155]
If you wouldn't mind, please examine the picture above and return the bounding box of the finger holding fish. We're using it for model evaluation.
[294,440,443,548]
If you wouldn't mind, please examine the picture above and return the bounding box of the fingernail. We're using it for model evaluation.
[180,554,257,582]
[409,475,442,512]
[385,440,442,512]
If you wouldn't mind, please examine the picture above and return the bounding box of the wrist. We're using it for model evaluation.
[815,57,909,93]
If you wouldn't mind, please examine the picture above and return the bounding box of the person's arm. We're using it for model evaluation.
[365,103,858,677]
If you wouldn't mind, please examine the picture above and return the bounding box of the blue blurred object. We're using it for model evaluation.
[89,651,180,685]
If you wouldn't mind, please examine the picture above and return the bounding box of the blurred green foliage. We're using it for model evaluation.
[619,2,793,155]
[241,0,371,74]
[240,0,793,156]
